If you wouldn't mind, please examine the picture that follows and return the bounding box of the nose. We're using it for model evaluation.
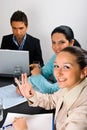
[16,29,21,35]
[55,67,63,76]
[55,44,62,51]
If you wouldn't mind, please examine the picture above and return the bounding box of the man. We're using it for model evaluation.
[1,10,44,66]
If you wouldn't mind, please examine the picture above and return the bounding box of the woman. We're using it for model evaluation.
[13,46,87,130]
[17,25,81,94]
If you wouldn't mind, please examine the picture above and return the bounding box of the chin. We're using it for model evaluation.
[58,84,65,89]
[60,86,65,89]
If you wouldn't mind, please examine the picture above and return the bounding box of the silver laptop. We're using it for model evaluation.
[0,49,30,77]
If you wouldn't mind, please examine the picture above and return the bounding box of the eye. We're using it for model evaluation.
[58,41,65,44]
[52,41,56,44]
[54,64,59,69]
[63,65,70,69]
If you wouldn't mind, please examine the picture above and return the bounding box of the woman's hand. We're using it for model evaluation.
[30,64,41,75]
[13,117,28,130]
[15,73,35,98]
[16,86,22,96]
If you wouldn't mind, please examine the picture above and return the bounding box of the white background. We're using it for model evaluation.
[0,0,87,63]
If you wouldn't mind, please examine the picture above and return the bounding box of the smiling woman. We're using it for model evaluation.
[54,46,87,90]
[13,46,87,130]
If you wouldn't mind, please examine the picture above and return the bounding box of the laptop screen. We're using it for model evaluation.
[0,49,30,77]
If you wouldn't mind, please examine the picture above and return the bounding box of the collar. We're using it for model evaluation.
[63,78,87,110]
[13,34,27,50]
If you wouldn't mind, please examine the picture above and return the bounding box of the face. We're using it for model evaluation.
[11,21,28,43]
[51,33,74,55]
[54,51,85,90]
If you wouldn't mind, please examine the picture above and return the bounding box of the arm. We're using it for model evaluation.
[28,74,59,94]
[41,55,56,79]
[34,39,44,67]
[16,73,59,95]
[1,34,17,49]
[28,55,59,94]
[30,54,56,79]
[16,55,58,95]
[29,56,54,76]
[1,36,7,49]
[15,73,57,109]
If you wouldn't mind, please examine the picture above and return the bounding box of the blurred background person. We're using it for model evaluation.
[1,10,44,66]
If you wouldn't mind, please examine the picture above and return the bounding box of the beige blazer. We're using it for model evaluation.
[28,78,87,130]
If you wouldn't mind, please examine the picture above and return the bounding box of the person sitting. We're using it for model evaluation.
[13,46,87,130]
[1,10,44,66]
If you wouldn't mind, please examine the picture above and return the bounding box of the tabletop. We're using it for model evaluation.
[0,76,55,127]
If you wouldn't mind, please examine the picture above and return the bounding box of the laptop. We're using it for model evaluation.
[0,49,30,77]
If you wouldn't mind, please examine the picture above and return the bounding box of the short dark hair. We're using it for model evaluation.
[10,10,28,27]
[60,46,87,69]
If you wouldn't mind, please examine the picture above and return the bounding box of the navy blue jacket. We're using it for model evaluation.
[1,34,44,66]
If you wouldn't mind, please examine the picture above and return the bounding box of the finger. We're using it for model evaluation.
[15,78,21,87]
[21,73,27,84]
[29,64,34,67]
[13,117,19,123]
[21,74,25,84]
[16,87,22,95]
[24,73,28,83]
[30,64,37,68]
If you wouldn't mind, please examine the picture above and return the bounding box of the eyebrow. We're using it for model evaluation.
[54,61,74,66]
[12,27,24,29]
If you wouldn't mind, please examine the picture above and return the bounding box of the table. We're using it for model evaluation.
[0,77,55,127]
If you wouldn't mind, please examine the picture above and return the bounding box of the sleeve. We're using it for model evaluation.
[28,74,59,94]
[1,36,6,49]
[34,39,44,67]
[27,91,57,110]
[41,55,56,80]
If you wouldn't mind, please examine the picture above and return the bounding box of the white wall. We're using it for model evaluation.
[0,0,87,63]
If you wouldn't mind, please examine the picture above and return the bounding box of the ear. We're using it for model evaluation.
[70,39,74,46]
[84,67,87,77]
[80,67,87,79]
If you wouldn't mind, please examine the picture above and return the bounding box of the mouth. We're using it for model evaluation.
[58,78,66,84]
[55,51,60,54]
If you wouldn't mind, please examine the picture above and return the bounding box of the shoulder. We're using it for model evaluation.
[50,54,56,62]
[52,54,56,59]
[72,85,87,108]
[44,54,56,66]
[43,54,56,66]
[80,85,87,99]
[2,34,13,39]
[26,34,40,42]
